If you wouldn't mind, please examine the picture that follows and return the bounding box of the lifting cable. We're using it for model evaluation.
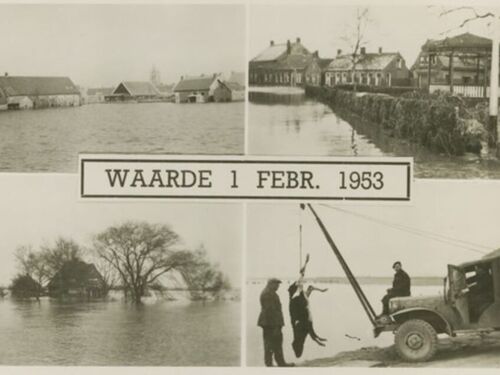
[318,204,490,256]
[304,204,378,325]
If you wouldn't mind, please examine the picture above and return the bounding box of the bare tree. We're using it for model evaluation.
[14,245,50,288]
[178,245,231,300]
[340,7,371,92]
[437,6,496,34]
[93,221,196,304]
[40,237,84,277]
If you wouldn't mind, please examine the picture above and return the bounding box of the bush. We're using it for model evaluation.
[304,85,485,155]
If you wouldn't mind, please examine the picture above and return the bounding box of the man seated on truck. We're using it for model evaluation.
[467,263,494,322]
[380,261,411,316]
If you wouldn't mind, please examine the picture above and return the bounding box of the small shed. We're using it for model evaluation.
[47,260,106,298]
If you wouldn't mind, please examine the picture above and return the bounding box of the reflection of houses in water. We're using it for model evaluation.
[249,38,313,87]
[47,260,106,299]
[106,81,161,102]
[324,47,411,87]
[173,74,233,103]
[412,33,496,98]
[0,75,81,110]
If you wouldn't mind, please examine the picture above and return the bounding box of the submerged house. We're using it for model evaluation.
[173,74,222,103]
[0,75,81,109]
[324,48,411,87]
[249,38,313,86]
[47,260,106,298]
[86,87,114,104]
[106,81,161,102]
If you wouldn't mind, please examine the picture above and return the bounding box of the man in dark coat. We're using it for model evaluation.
[381,261,411,315]
[257,278,293,367]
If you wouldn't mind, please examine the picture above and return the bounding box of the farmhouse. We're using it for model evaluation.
[47,259,106,298]
[173,74,222,103]
[249,38,313,87]
[0,75,81,109]
[324,48,411,87]
[106,81,160,102]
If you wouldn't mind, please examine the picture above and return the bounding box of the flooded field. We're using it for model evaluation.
[0,102,244,173]
[249,90,500,179]
[0,298,240,366]
[247,281,442,366]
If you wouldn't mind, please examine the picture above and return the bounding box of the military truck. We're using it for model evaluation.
[304,203,500,362]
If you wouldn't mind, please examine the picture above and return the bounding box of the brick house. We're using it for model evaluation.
[249,38,313,87]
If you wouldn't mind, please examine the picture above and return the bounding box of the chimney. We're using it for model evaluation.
[4,72,8,77]
[337,49,342,56]
[378,47,383,54]
[270,40,274,46]
[180,76,183,81]
[360,47,366,55]
[296,37,301,43]
[287,39,291,54]
[313,50,319,58]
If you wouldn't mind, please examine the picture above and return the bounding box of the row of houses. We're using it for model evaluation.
[0,71,246,111]
[249,33,499,98]
[85,72,246,104]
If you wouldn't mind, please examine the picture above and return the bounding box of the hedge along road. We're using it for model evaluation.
[248,88,500,179]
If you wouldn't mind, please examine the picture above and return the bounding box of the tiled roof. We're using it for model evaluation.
[423,32,492,52]
[252,44,288,62]
[173,75,216,92]
[115,81,160,96]
[0,76,80,96]
[327,53,400,71]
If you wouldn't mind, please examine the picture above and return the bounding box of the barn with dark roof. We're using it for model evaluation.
[47,259,106,299]
[0,75,81,109]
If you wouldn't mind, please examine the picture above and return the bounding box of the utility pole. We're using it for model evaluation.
[489,15,499,153]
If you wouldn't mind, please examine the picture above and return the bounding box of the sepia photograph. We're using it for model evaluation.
[246,180,500,367]
[248,5,500,179]
[0,4,246,173]
[0,175,242,366]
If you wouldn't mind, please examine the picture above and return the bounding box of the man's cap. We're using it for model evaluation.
[392,261,402,268]
[267,278,282,284]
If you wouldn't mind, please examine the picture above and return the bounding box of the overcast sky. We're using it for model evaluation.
[0,4,245,88]
[0,175,242,287]
[250,4,499,67]
[247,180,500,279]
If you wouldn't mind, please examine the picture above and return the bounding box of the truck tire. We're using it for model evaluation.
[394,319,437,362]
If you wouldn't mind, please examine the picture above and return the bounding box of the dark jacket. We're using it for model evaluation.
[258,286,284,327]
[390,269,411,297]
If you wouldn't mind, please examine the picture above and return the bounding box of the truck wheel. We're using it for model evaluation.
[394,319,437,362]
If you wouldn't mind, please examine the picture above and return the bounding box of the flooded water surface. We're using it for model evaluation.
[0,298,240,366]
[0,102,244,173]
[249,90,500,179]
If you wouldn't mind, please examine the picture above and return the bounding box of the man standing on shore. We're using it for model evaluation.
[380,261,411,316]
[258,278,294,367]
